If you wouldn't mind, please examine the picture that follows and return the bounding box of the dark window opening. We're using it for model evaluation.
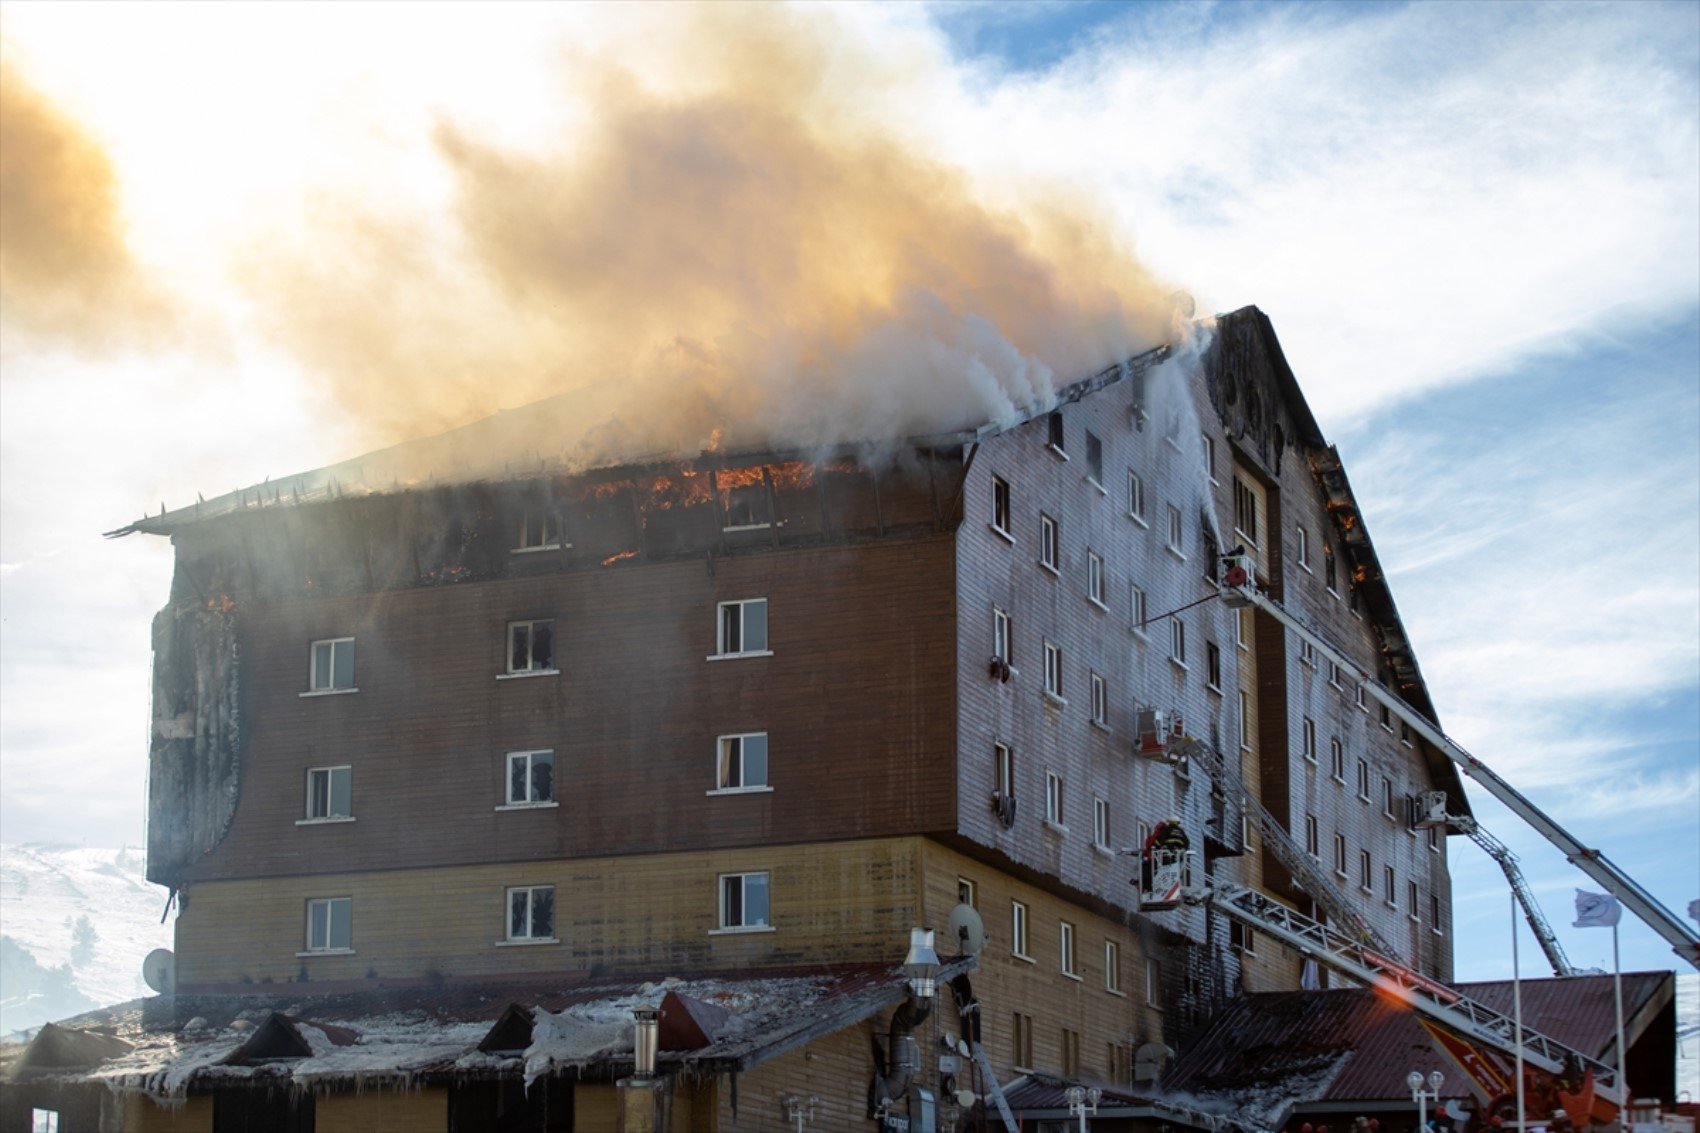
[1085,431,1103,483]
[1047,412,1065,451]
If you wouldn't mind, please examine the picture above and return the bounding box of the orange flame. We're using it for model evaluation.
[601,549,639,566]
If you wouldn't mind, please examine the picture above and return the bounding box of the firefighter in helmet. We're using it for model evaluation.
[1144,817,1189,856]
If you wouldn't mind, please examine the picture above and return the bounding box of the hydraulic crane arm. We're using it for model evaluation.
[1222,566,1700,971]
[1452,807,1574,977]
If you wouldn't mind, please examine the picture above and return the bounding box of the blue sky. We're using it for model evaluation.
[1,0,1696,983]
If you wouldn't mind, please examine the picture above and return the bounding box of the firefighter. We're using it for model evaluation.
[1145,817,1189,855]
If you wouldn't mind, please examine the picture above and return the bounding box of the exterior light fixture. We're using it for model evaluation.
[1407,1069,1444,1126]
[632,1006,659,1078]
[904,927,940,999]
[1065,1084,1102,1130]
[780,1092,820,1131]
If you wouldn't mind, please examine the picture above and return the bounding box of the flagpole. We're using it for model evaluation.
[1613,919,1626,1095]
[1513,891,1526,1130]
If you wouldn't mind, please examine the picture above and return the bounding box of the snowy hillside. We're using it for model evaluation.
[0,844,174,1036]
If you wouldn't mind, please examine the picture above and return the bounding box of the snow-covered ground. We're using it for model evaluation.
[0,843,174,1036]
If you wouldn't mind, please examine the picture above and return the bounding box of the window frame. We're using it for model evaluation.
[995,742,1015,799]
[1232,475,1259,546]
[1127,471,1146,523]
[1302,717,1317,763]
[1431,893,1444,935]
[1089,671,1107,726]
[1104,939,1122,994]
[1043,640,1064,702]
[1330,737,1346,782]
[991,475,1013,538]
[1205,640,1222,691]
[504,619,557,676]
[513,507,565,553]
[1085,430,1104,486]
[1409,880,1421,922]
[958,877,977,908]
[1045,771,1065,829]
[1356,758,1371,802]
[1059,920,1079,978]
[301,896,353,955]
[1093,796,1110,849]
[1296,524,1311,571]
[1047,412,1066,455]
[301,764,353,824]
[1382,775,1396,819]
[1011,900,1032,960]
[1238,690,1251,750]
[1358,849,1373,893]
[710,732,771,795]
[503,884,558,944]
[1384,864,1398,908]
[1039,513,1060,574]
[1165,503,1185,557]
[712,599,771,659]
[1202,434,1218,484]
[306,637,357,695]
[1332,834,1347,878]
[500,749,556,809]
[1144,957,1161,1006]
[1086,550,1106,607]
[1305,814,1319,857]
[993,606,1012,665]
[1169,618,1187,668]
[1130,584,1148,636]
[1300,638,1317,668]
[715,871,773,933]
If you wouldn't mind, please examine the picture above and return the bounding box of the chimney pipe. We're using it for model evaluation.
[633,1006,659,1078]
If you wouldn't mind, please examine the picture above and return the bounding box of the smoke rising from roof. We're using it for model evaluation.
[0,63,177,355]
[239,5,1182,466]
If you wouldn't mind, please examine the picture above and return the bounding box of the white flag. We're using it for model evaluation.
[1688,897,1699,924]
[1573,889,1621,928]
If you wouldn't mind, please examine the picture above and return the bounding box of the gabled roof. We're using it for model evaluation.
[4,1021,132,1080]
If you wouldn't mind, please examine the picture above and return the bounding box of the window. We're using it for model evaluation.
[1328,660,1344,689]
[1090,672,1107,725]
[1104,940,1122,993]
[1205,642,1222,690]
[502,750,554,806]
[1108,1041,1130,1085]
[1059,921,1078,977]
[1230,920,1256,954]
[1061,1027,1081,1077]
[1330,738,1345,781]
[715,733,769,792]
[1202,435,1218,483]
[995,742,1015,799]
[1085,430,1103,484]
[1296,524,1311,570]
[29,1112,59,1133]
[1043,640,1063,700]
[1324,542,1338,594]
[1145,957,1161,1006]
[1332,834,1347,877]
[721,478,770,530]
[506,885,556,942]
[515,507,562,551]
[1400,720,1414,746]
[1356,683,1368,712]
[1300,638,1317,667]
[1012,1012,1034,1069]
[1169,618,1187,667]
[715,599,768,656]
[1047,412,1065,453]
[958,877,977,908]
[1039,513,1059,572]
[718,871,771,930]
[1408,880,1421,921]
[304,897,352,953]
[1302,717,1317,762]
[1045,771,1065,827]
[1130,584,1148,634]
[1232,476,1259,545]
[1382,776,1395,818]
[1087,550,1105,605]
[1356,758,1371,801]
[308,637,355,692]
[1235,608,1250,650]
[1093,796,1110,848]
[1165,504,1184,555]
[1011,900,1031,959]
[1238,690,1251,749]
[1305,814,1319,857]
[304,765,352,821]
[1384,865,1397,907]
[507,619,555,673]
[1127,471,1146,520]
[991,475,1012,536]
[1358,850,1373,892]
[993,607,1012,665]
[1428,824,1442,852]
[1431,893,1444,934]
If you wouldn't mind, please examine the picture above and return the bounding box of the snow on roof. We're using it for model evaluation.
[19,961,968,1099]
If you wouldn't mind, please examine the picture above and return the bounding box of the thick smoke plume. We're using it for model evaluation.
[246,6,1184,471]
[0,63,175,354]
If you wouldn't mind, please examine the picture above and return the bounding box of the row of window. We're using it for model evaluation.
[1004,897,1154,1003]
[299,871,772,955]
[1298,817,1445,933]
[300,733,772,822]
[302,601,771,694]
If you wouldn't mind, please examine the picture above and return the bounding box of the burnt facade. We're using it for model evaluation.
[55,306,1458,1130]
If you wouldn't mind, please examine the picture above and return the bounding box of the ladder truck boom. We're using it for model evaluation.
[1220,563,1700,971]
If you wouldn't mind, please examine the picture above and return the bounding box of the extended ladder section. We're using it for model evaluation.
[1181,734,1402,962]
[1191,882,1622,1100]
[1222,570,1700,971]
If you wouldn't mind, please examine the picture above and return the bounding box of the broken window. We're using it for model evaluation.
[308,638,355,692]
[1324,542,1338,594]
[507,885,555,942]
[715,733,768,791]
[1039,513,1059,572]
[305,897,352,953]
[507,620,555,673]
[718,871,770,930]
[506,751,554,806]
[1047,412,1065,453]
[1085,430,1103,484]
[716,599,768,656]
[514,507,562,552]
[304,766,351,821]
[991,475,1012,535]
[721,483,770,530]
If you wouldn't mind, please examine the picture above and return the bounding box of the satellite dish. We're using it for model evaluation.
[142,948,175,995]
[946,904,985,957]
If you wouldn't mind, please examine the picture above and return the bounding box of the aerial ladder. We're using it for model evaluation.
[1216,551,1700,973]
[1412,791,1576,978]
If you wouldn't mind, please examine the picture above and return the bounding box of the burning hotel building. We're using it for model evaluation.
[8,307,1677,1132]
